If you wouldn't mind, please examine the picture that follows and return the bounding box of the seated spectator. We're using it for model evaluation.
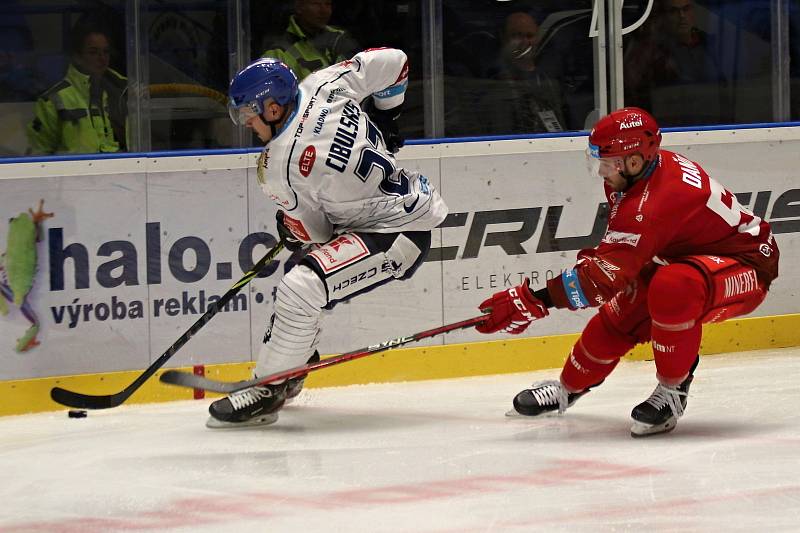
[0,24,47,103]
[261,0,360,80]
[27,17,127,155]
[624,0,728,126]
[490,11,567,134]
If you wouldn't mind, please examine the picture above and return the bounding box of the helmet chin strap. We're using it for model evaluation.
[619,154,658,191]
[260,105,289,139]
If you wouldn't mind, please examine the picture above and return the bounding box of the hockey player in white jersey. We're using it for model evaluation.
[208,48,448,427]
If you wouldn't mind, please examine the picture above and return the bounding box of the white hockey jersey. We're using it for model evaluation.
[255,48,448,243]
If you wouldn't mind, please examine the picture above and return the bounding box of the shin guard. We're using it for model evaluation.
[648,264,708,386]
[255,264,327,378]
[560,313,629,392]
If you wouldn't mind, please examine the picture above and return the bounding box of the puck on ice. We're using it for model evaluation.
[68,410,87,418]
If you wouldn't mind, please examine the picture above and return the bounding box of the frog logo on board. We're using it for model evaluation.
[0,200,53,352]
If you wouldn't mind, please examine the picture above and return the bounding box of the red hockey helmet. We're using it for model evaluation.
[588,107,662,163]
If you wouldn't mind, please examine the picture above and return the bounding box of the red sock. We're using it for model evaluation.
[648,264,708,386]
[651,323,702,385]
[560,314,630,392]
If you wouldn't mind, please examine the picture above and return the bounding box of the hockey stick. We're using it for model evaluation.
[159,314,488,394]
[50,240,286,409]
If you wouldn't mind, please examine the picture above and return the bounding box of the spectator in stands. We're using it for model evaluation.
[490,11,566,134]
[0,24,46,103]
[624,0,728,126]
[261,0,360,81]
[27,17,127,155]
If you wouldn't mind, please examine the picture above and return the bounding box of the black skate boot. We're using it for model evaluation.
[509,380,591,417]
[285,351,321,403]
[630,357,699,438]
[206,382,287,428]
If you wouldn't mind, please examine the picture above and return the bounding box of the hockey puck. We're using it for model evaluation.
[68,409,87,418]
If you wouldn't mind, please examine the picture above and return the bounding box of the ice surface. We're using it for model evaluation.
[2,348,799,532]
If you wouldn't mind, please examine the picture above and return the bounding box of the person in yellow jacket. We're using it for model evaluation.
[262,0,360,80]
[27,22,127,155]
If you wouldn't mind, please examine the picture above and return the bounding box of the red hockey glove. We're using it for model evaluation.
[476,278,549,334]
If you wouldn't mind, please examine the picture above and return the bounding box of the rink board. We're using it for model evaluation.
[1,127,800,414]
[2,312,799,416]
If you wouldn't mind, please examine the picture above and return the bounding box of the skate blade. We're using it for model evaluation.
[630,417,677,438]
[505,409,561,418]
[205,412,279,429]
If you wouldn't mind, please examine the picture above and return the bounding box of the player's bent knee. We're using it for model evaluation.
[274,264,329,321]
[648,263,708,325]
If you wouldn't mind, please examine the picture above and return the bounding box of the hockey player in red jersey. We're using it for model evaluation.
[475,107,779,437]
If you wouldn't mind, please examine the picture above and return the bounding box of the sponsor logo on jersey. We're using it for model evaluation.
[723,268,758,299]
[313,107,330,135]
[759,243,772,257]
[619,118,643,129]
[325,101,360,173]
[601,230,641,247]
[636,183,650,215]
[594,294,605,305]
[609,193,621,219]
[256,149,270,185]
[294,96,317,138]
[402,195,419,213]
[331,266,379,294]
[299,146,316,177]
[308,234,369,273]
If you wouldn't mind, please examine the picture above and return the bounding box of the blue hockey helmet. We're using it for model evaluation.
[228,58,299,125]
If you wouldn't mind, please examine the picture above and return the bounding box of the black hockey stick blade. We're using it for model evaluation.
[160,314,488,394]
[50,240,286,409]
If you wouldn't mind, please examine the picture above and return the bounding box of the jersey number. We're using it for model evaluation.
[706,178,762,237]
[354,119,410,196]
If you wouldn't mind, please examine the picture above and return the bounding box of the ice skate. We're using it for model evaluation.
[206,382,287,428]
[507,380,589,417]
[630,377,694,437]
[630,357,698,437]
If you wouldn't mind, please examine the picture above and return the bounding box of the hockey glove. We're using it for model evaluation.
[476,278,549,334]
[276,210,304,252]
[369,104,405,154]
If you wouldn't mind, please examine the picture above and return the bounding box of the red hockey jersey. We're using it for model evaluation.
[548,150,779,310]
